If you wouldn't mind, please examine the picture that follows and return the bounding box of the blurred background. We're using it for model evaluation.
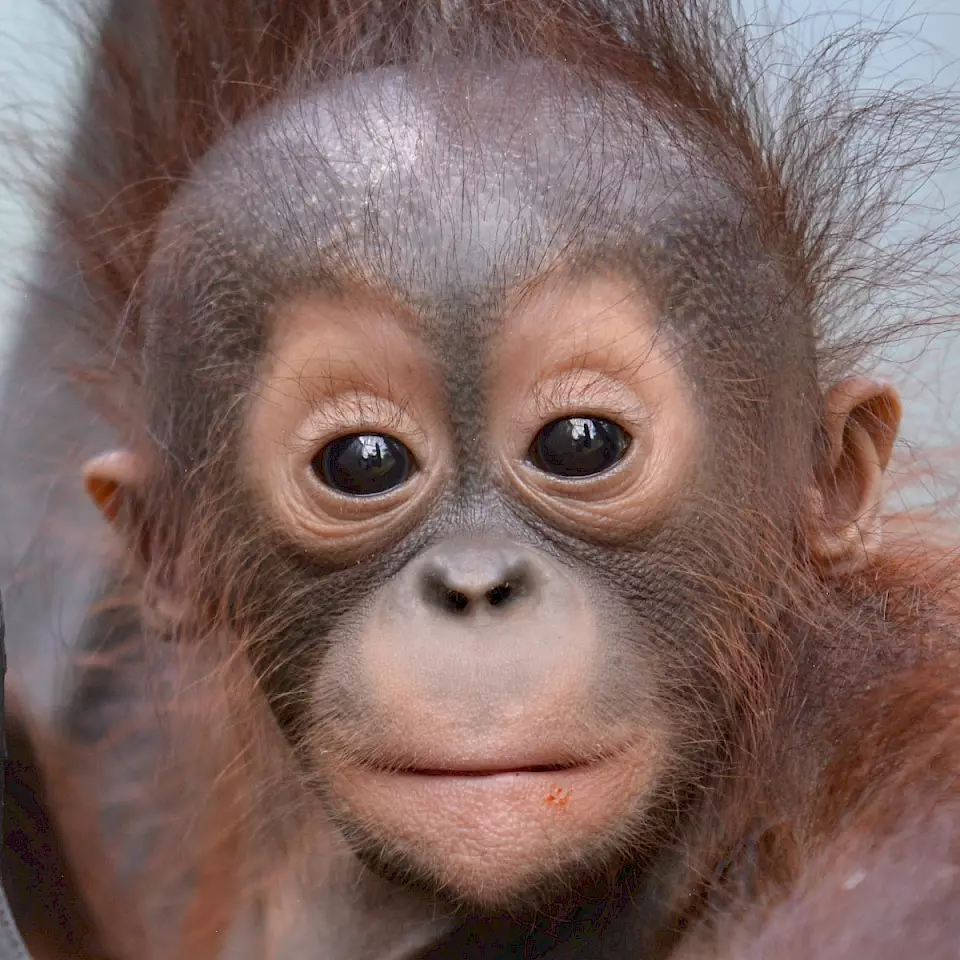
[0,0,958,439]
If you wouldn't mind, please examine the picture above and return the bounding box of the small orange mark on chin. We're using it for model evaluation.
[545,784,571,807]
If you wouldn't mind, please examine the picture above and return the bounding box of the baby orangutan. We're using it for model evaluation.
[1,1,959,958]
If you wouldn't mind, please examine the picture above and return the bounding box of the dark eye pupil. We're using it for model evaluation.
[314,434,414,496]
[530,417,630,478]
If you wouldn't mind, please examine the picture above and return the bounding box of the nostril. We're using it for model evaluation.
[422,573,473,615]
[485,583,513,607]
[446,588,470,613]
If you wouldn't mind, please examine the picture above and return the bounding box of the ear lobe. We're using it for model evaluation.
[82,451,147,526]
[808,378,902,574]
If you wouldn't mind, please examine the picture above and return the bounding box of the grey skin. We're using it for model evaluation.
[3,45,822,960]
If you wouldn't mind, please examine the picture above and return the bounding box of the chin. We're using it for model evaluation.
[341,818,621,913]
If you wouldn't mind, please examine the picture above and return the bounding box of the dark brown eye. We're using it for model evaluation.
[529,417,631,479]
[313,434,416,496]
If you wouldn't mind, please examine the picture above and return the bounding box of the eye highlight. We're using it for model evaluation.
[529,417,631,479]
[313,434,416,496]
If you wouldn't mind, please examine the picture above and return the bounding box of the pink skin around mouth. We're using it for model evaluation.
[333,747,657,876]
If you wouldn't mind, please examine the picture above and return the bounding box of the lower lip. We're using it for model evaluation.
[334,758,639,839]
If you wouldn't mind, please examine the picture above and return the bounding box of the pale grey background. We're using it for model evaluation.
[0,0,958,445]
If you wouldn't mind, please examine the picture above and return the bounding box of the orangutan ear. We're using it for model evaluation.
[807,378,902,574]
[82,450,148,531]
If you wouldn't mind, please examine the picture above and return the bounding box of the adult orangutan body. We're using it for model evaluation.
[2,1,959,958]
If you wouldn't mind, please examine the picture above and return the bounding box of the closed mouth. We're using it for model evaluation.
[397,762,582,777]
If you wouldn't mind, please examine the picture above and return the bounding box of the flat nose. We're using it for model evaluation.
[418,539,536,616]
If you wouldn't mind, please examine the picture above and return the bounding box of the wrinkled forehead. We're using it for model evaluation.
[182,59,725,301]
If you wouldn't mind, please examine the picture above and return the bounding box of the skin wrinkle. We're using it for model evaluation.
[144,59,803,505]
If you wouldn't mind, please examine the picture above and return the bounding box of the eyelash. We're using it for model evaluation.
[290,391,420,457]
[529,371,646,429]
